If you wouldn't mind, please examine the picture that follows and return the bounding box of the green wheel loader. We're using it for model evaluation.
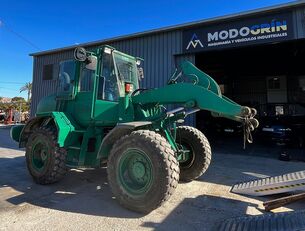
[11,46,258,213]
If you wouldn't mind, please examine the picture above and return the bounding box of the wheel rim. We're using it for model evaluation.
[118,149,153,195]
[31,137,50,172]
[178,142,195,169]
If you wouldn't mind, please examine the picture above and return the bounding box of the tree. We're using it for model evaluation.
[20,82,32,102]
[11,97,26,102]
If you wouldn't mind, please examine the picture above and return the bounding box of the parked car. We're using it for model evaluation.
[256,103,305,148]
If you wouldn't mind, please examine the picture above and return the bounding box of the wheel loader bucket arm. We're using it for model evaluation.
[180,61,221,96]
[132,61,258,130]
[132,83,248,121]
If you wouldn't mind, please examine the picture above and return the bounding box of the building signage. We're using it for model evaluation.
[183,12,294,53]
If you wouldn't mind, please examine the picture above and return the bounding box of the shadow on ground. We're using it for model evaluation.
[1,127,305,228]
[0,155,141,218]
[2,153,305,224]
[142,195,257,231]
[198,149,305,187]
[0,127,21,151]
[211,136,305,161]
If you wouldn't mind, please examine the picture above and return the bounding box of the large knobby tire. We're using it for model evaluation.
[107,130,180,213]
[25,127,67,184]
[176,126,211,181]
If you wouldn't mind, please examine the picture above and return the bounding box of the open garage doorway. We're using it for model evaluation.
[195,40,305,160]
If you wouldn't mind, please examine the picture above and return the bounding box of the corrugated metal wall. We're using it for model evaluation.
[31,30,196,124]
[31,5,305,126]
[294,6,305,38]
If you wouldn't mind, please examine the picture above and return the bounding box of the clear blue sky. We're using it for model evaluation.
[0,0,295,98]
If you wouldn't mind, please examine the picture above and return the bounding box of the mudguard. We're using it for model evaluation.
[11,124,25,143]
[17,112,75,148]
[16,117,46,148]
[97,121,152,158]
[49,112,76,147]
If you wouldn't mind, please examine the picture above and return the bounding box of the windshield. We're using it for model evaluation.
[113,52,139,89]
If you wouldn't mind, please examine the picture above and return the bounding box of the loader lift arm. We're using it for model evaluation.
[132,61,258,130]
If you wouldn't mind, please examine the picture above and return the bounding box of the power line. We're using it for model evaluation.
[0,19,40,50]
[0,87,18,91]
[0,81,25,85]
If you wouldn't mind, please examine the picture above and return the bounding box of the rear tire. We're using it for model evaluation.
[176,126,211,181]
[107,130,179,213]
[25,127,67,184]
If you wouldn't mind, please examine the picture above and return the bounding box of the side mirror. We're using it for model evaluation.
[137,67,144,80]
[74,47,97,71]
[74,47,87,61]
[85,55,97,71]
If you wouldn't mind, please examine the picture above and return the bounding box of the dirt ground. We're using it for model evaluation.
[1,127,305,231]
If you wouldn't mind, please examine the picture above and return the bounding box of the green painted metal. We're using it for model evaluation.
[118,148,153,195]
[131,61,248,122]
[15,45,258,169]
[36,94,57,115]
[30,136,51,172]
[133,83,243,120]
[50,112,75,147]
[177,143,193,167]
[10,125,25,142]
[181,61,222,96]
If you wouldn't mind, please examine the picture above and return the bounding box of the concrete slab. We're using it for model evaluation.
[0,128,305,231]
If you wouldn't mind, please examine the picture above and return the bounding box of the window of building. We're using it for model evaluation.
[43,64,54,80]
[299,76,305,91]
[267,77,280,89]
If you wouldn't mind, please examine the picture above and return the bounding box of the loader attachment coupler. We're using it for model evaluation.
[179,61,259,147]
[241,107,258,148]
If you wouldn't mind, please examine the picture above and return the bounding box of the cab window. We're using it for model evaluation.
[97,52,120,101]
[113,52,139,90]
[58,60,76,92]
[79,66,95,92]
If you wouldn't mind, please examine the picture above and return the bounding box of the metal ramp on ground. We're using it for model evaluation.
[218,210,305,231]
[231,170,305,196]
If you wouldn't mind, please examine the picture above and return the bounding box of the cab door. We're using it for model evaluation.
[73,64,96,127]
[94,51,120,126]
[57,60,78,100]
[56,60,79,118]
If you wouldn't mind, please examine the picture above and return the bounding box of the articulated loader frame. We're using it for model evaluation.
[11,46,258,213]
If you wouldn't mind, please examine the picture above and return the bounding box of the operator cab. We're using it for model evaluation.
[98,47,140,101]
[71,46,142,100]
[55,46,143,126]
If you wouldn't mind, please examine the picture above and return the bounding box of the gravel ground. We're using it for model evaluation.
[0,127,305,231]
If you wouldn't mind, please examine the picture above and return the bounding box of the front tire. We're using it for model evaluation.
[107,130,180,213]
[176,126,211,181]
[25,127,67,184]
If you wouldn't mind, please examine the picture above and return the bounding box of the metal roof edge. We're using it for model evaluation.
[30,0,305,57]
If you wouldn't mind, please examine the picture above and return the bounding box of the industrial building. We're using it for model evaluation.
[30,1,305,130]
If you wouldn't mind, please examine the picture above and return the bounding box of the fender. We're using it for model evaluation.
[97,121,152,158]
[17,112,75,148]
[15,117,46,148]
